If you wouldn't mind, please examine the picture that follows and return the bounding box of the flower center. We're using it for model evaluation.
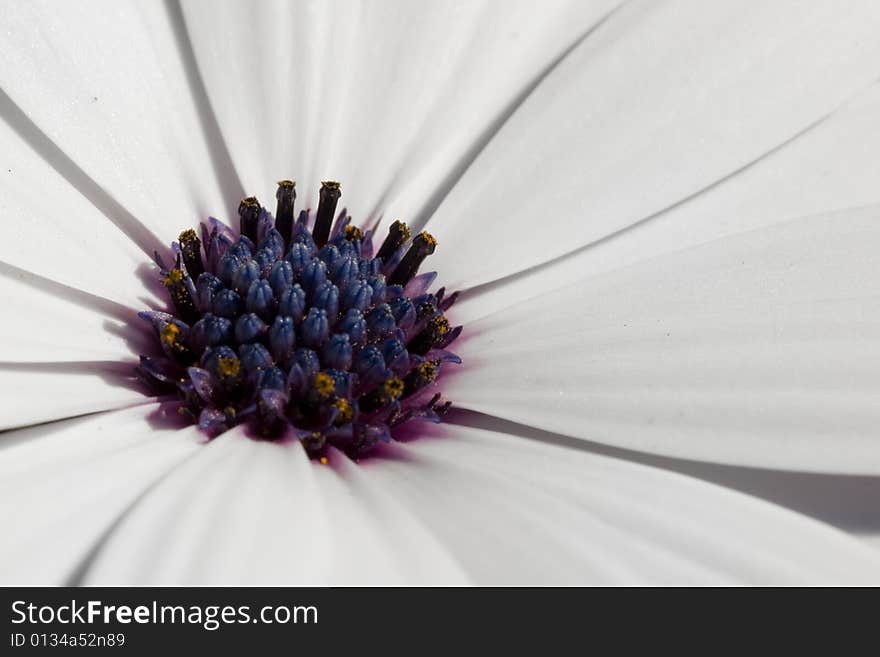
[137,180,461,459]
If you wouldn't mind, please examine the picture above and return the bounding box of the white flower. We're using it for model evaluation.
[1,0,879,584]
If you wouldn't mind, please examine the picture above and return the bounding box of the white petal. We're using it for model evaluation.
[363,424,880,584]
[427,0,880,290]
[0,360,154,431]
[0,117,151,307]
[82,429,470,585]
[0,264,152,363]
[862,535,880,552]
[0,404,201,584]
[445,205,880,474]
[180,0,620,218]
[0,0,233,249]
[65,424,880,584]
[454,81,880,323]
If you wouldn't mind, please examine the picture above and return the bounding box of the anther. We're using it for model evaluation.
[217,356,241,379]
[403,361,438,396]
[238,197,262,244]
[359,376,404,414]
[203,346,242,387]
[344,225,363,242]
[178,229,204,279]
[388,231,437,286]
[376,220,411,261]
[314,371,336,399]
[333,398,354,424]
[313,181,341,248]
[274,180,296,247]
[160,321,193,363]
[162,263,200,324]
[408,314,450,355]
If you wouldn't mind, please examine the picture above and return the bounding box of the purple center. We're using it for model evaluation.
[136,180,461,459]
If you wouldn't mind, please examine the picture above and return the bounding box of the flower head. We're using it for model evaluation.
[138,181,460,458]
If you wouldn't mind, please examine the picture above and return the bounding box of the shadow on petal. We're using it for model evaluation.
[447,407,880,536]
[0,359,149,397]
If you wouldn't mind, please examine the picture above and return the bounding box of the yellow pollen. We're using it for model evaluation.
[344,225,363,241]
[241,196,260,207]
[319,456,329,465]
[162,269,184,286]
[314,372,335,397]
[333,398,354,423]
[178,228,198,243]
[431,316,450,335]
[419,231,437,248]
[160,322,180,345]
[418,362,437,381]
[217,357,240,378]
[321,180,341,190]
[396,221,412,241]
[383,377,404,400]
[277,179,296,188]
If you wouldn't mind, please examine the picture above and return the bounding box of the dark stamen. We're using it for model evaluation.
[359,376,404,414]
[238,197,262,244]
[403,361,438,397]
[160,321,193,363]
[376,220,411,261]
[275,180,296,247]
[388,231,436,286]
[163,256,200,324]
[408,315,450,355]
[178,229,203,279]
[313,181,341,248]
